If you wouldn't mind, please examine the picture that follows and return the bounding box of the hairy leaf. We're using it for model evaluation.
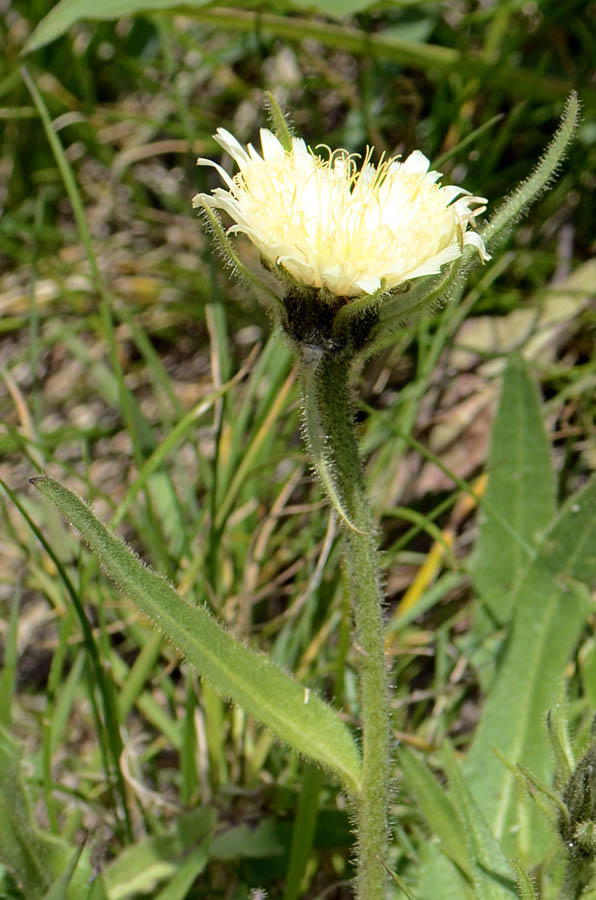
[465,475,596,861]
[471,356,555,620]
[0,727,103,900]
[32,476,362,795]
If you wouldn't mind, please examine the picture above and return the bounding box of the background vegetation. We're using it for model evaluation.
[0,0,595,897]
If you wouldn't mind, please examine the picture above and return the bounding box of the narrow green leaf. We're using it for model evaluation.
[32,476,362,795]
[465,475,596,860]
[195,202,284,321]
[152,845,209,900]
[432,114,505,170]
[513,761,568,822]
[546,694,575,787]
[110,650,181,749]
[415,843,474,900]
[290,0,378,15]
[283,763,324,900]
[471,356,556,620]
[0,586,19,727]
[388,870,419,900]
[1,479,133,840]
[479,92,580,255]
[44,850,81,900]
[201,681,229,786]
[398,746,470,879]
[214,368,296,532]
[180,673,199,802]
[117,631,164,720]
[376,261,461,327]
[210,817,286,860]
[0,727,99,900]
[103,808,213,899]
[24,0,376,55]
[443,745,517,900]
[264,91,294,152]
[24,0,212,53]
[513,860,539,900]
[0,727,57,898]
[43,847,107,900]
[49,649,86,756]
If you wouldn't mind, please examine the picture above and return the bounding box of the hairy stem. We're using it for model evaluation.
[560,857,593,900]
[300,348,389,900]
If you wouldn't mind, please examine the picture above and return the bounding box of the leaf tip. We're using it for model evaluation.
[29,474,49,489]
[263,91,294,152]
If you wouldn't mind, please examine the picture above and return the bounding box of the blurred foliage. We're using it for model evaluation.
[0,0,595,897]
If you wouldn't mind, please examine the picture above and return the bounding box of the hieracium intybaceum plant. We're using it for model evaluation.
[31,92,579,900]
[193,103,491,900]
[190,93,578,899]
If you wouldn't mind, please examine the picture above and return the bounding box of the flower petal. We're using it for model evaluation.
[195,127,489,298]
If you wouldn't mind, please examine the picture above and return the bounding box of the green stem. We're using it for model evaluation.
[560,858,593,900]
[300,349,389,900]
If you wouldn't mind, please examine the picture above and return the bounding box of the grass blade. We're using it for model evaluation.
[24,8,592,105]
[0,480,133,840]
[0,583,20,728]
[283,763,324,900]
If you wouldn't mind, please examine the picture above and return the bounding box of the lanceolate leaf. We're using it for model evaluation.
[0,727,62,898]
[32,476,362,795]
[24,0,380,54]
[478,92,579,255]
[513,860,539,900]
[464,475,596,861]
[264,91,295,153]
[471,356,556,620]
[415,844,474,900]
[24,0,212,53]
[442,745,517,900]
[398,747,470,879]
[102,807,213,897]
[0,727,103,900]
[43,846,108,900]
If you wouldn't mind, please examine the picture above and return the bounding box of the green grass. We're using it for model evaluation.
[0,1,595,898]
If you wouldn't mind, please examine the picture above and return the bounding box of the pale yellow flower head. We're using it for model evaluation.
[194,127,489,299]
